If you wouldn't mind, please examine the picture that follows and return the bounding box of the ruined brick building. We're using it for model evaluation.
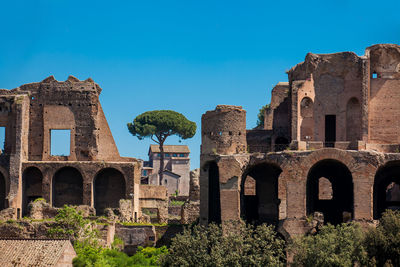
[200,44,400,238]
[0,75,143,219]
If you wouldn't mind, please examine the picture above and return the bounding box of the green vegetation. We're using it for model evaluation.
[170,200,185,206]
[256,104,270,128]
[364,210,400,266]
[290,223,368,267]
[160,222,285,267]
[127,110,196,185]
[33,197,46,203]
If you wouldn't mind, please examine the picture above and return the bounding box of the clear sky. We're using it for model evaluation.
[0,0,399,168]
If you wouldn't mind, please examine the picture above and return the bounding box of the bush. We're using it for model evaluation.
[73,245,168,267]
[47,205,99,245]
[160,222,286,267]
[290,222,368,267]
[364,210,400,267]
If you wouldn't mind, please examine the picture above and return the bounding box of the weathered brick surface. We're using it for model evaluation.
[201,44,400,238]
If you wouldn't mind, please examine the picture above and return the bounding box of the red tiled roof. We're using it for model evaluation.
[0,239,75,266]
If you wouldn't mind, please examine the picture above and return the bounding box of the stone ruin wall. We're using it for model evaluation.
[200,44,400,239]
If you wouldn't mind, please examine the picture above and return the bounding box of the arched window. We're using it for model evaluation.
[94,168,126,215]
[300,97,314,141]
[53,167,83,207]
[22,167,43,215]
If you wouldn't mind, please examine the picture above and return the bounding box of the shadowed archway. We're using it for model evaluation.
[52,167,83,207]
[22,167,43,215]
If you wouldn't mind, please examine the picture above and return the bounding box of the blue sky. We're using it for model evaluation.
[0,0,399,168]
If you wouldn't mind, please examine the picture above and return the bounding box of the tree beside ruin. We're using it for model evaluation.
[127,110,196,185]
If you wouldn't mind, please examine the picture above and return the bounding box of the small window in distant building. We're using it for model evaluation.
[372,72,378,79]
[164,179,167,184]
[165,153,170,157]
[0,127,5,151]
[143,170,148,176]
[157,153,161,157]
[173,153,177,157]
[179,154,185,157]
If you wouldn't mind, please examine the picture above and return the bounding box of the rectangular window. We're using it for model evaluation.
[50,129,71,156]
[157,153,161,157]
[165,153,170,157]
[0,127,5,151]
[179,154,185,157]
[143,170,148,176]
[173,153,177,157]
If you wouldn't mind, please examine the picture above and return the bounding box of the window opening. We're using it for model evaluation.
[0,127,5,152]
[50,129,71,156]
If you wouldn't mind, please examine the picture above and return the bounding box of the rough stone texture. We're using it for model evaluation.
[139,185,168,224]
[118,199,133,222]
[114,224,156,255]
[180,168,200,224]
[0,208,16,221]
[28,200,57,219]
[200,44,400,238]
[0,76,145,219]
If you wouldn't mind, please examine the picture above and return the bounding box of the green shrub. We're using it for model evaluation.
[170,200,185,206]
[364,210,400,267]
[290,223,368,267]
[33,197,46,203]
[160,222,285,267]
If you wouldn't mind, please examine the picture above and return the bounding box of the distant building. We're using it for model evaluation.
[0,239,76,266]
[142,145,190,196]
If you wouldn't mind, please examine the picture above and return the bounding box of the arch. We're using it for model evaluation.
[0,171,5,210]
[52,167,83,207]
[346,97,361,142]
[373,161,400,219]
[94,168,126,215]
[205,161,221,224]
[241,162,282,225]
[22,167,43,215]
[300,97,314,141]
[307,159,353,225]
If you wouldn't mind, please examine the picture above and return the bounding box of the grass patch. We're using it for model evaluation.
[170,200,185,206]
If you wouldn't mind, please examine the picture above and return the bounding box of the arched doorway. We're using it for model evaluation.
[307,159,353,225]
[241,162,282,225]
[22,167,43,215]
[0,172,5,211]
[52,167,83,207]
[346,98,361,142]
[94,168,126,215]
[374,161,400,219]
[300,97,314,141]
[206,161,221,224]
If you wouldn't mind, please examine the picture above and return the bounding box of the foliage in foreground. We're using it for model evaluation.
[364,210,400,267]
[160,222,286,267]
[290,222,368,267]
[73,244,168,267]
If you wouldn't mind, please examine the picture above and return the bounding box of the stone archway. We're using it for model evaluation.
[307,159,354,225]
[94,168,126,215]
[22,167,43,215]
[241,162,282,225]
[52,167,83,207]
[374,161,400,219]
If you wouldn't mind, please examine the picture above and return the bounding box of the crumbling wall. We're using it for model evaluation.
[139,185,168,223]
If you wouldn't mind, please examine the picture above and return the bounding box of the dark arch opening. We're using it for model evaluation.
[300,97,314,141]
[374,161,400,219]
[0,172,5,210]
[52,167,83,207]
[22,167,43,216]
[307,159,353,225]
[207,161,221,224]
[94,168,126,215]
[241,162,282,225]
[275,137,289,152]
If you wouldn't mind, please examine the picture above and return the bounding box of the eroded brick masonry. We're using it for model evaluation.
[200,44,400,238]
[0,75,152,220]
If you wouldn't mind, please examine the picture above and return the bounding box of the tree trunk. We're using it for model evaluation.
[159,144,164,186]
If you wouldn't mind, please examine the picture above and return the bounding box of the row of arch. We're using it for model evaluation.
[0,167,127,216]
[300,96,361,142]
[207,159,400,225]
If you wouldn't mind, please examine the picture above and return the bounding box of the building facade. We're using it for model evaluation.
[200,44,400,238]
[143,145,190,196]
[0,76,141,219]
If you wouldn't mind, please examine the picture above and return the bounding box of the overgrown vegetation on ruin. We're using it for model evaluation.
[44,206,400,267]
